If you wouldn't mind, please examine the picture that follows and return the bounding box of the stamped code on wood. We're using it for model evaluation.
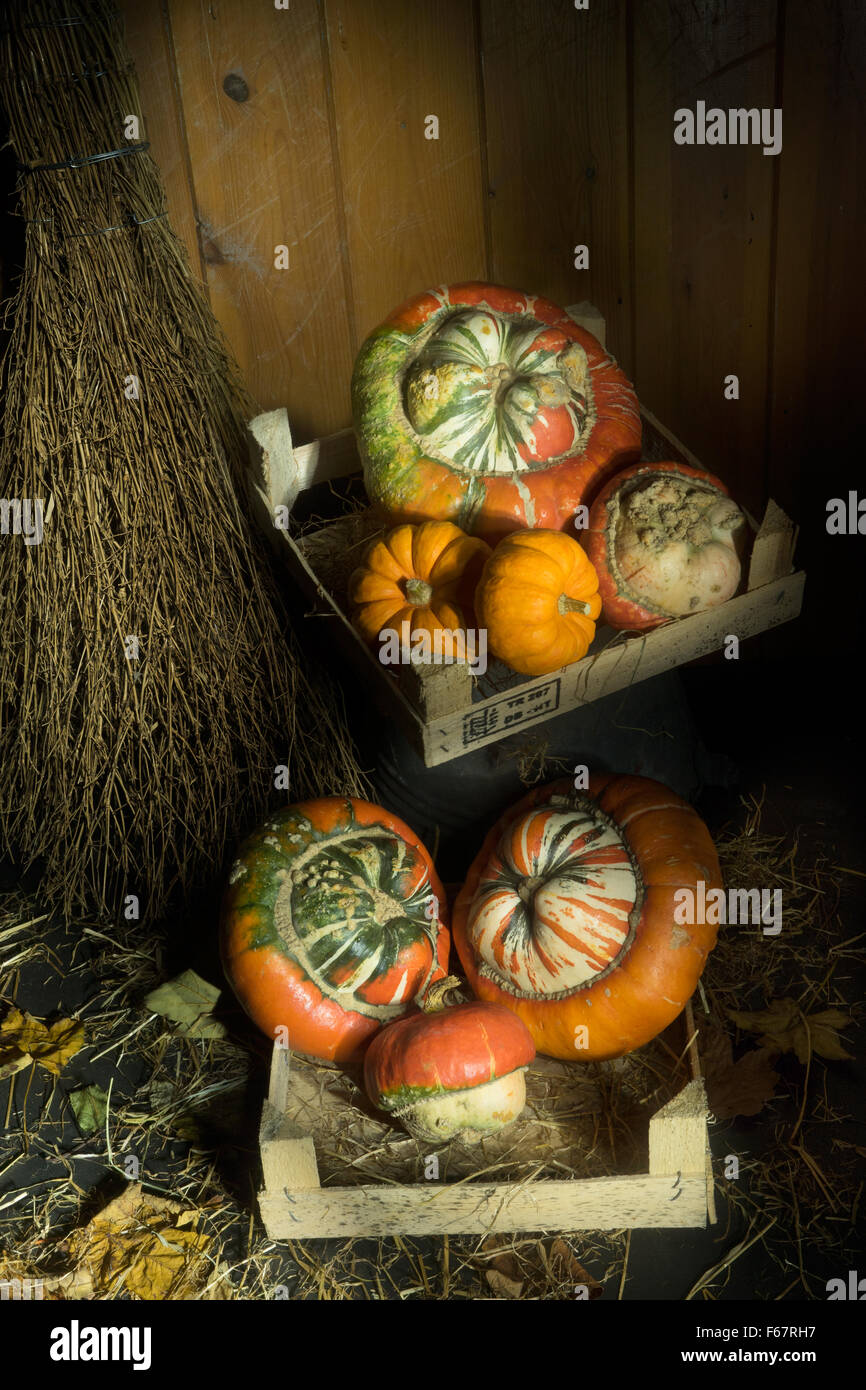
[462,678,561,746]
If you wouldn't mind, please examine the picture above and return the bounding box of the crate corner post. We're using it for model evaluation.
[258,1042,320,1240]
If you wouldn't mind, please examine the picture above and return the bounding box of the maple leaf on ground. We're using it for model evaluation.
[0,1007,84,1074]
[728,998,854,1064]
[699,1021,780,1120]
[44,1184,212,1300]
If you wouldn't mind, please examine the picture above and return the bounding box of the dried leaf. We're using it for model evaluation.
[143,970,227,1039]
[69,1083,109,1135]
[808,1025,854,1062]
[550,1238,603,1298]
[728,998,854,1065]
[480,1235,521,1284]
[485,1268,524,1299]
[0,1007,85,1074]
[711,1050,779,1119]
[44,1183,212,1300]
[728,998,799,1036]
[191,1264,236,1300]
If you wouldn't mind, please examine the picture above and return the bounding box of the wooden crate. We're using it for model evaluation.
[246,306,804,768]
[257,1004,714,1240]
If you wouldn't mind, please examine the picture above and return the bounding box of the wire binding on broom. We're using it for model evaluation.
[21,139,150,173]
[26,210,168,236]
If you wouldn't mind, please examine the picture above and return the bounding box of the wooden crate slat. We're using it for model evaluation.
[747,498,798,591]
[417,571,804,766]
[258,1172,707,1240]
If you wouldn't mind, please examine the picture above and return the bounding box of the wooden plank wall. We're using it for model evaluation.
[123,0,864,519]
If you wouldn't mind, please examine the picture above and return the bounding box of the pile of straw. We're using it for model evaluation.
[0,0,367,921]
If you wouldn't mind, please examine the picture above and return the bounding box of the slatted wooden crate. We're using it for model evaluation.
[257,1002,714,1240]
[246,306,804,768]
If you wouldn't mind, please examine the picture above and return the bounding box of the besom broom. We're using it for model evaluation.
[0,0,367,922]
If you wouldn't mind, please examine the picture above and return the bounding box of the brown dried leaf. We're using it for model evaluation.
[550,1238,603,1299]
[485,1268,524,1299]
[0,1050,33,1081]
[728,998,798,1036]
[728,999,854,1065]
[708,1047,780,1119]
[480,1235,521,1284]
[44,1184,212,1300]
[699,1022,779,1119]
[808,1024,854,1062]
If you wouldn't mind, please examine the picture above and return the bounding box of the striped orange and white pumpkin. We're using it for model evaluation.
[452,775,722,1060]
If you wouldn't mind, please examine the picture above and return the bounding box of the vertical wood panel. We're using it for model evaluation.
[632,1,778,514]
[325,0,487,341]
[167,0,354,435]
[481,0,632,373]
[770,0,865,514]
[121,0,203,281]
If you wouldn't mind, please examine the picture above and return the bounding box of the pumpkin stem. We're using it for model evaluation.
[557,593,592,616]
[405,577,433,606]
[421,975,468,1012]
[518,875,545,906]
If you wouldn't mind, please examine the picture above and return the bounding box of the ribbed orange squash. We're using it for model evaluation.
[452,775,722,1061]
[349,520,490,655]
[474,529,601,675]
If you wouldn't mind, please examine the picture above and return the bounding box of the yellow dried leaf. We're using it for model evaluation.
[55,1184,212,1300]
[0,1007,84,1074]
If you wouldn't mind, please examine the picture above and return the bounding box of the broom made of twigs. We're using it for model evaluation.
[0,0,368,923]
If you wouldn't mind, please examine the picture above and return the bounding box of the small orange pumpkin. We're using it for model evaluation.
[349,520,491,657]
[474,529,601,675]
